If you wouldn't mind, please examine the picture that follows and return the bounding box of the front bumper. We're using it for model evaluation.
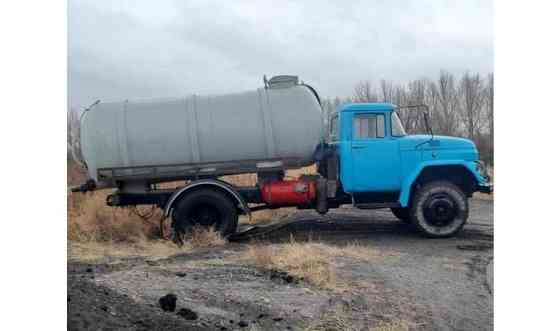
[474,161,492,194]
[477,183,493,194]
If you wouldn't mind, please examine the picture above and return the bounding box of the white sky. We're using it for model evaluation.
[68,0,493,109]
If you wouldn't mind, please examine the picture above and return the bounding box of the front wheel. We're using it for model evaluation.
[411,181,468,238]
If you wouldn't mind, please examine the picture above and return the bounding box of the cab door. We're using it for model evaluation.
[351,113,401,192]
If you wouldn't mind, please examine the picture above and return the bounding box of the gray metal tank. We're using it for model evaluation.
[79,76,324,188]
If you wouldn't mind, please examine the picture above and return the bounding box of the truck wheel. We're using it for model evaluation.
[390,207,411,223]
[411,181,468,238]
[171,189,238,241]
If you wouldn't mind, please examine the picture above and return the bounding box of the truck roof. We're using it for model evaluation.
[338,102,396,113]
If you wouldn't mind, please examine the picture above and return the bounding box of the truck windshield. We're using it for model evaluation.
[391,111,406,136]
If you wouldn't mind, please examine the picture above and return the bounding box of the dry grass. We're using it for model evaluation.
[68,185,223,262]
[67,159,88,186]
[68,186,226,261]
[305,318,353,330]
[243,240,335,289]
[68,225,227,262]
[369,321,409,331]
[68,188,173,262]
[303,307,409,331]
[68,240,186,262]
[67,161,176,260]
[238,238,379,290]
[68,190,161,243]
[303,307,355,331]
[185,225,226,248]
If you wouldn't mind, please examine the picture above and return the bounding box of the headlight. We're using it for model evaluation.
[475,160,484,173]
[475,161,489,179]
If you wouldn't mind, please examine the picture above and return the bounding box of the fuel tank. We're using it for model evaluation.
[260,178,317,206]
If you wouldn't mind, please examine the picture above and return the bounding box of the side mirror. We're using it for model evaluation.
[327,114,339,142]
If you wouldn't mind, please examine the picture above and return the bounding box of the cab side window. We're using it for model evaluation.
[353,114,385,139]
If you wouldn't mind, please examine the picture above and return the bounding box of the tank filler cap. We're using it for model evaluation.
[267,75,299,89]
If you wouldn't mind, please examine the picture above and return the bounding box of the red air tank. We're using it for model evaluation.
[260,178,316,206]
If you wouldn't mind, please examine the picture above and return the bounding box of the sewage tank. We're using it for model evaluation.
[79,76,324,188]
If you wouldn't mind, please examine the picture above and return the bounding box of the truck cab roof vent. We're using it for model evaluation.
[267,75,299,89]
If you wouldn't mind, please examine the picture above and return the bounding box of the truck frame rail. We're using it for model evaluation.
[96,157,309,186]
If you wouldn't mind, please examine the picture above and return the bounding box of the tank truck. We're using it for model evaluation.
[72,75,492,239]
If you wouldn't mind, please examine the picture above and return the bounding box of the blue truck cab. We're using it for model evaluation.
[328,103,492,237]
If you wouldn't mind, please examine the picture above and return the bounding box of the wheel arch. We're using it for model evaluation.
[164,179,251,218]
[398,161,478,207]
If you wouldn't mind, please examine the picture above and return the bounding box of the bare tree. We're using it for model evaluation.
[393,84,408,106]
[380,79,394,103]
[433,70,460,136]
[425,81,438,118]
[485,73,494,140]
[333,96,342,108]
[402,79,429,133]
[459,72,485,140]
[67,108,82,164]
[353,80,378,102]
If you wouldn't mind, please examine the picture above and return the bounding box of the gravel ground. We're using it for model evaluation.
[68,198,493,330]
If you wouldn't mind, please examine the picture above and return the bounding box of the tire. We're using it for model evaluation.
[390,207,411,223]
[171,188,238,240]
[410,181,468,238]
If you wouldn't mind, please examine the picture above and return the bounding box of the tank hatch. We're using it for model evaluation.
[267,75,299,89]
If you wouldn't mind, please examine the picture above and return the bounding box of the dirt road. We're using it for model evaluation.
[68,199,493,330]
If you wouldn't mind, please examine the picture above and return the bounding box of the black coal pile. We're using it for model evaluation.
[269,269,301,284]
[177,308,198,320]
[159,293,178,312]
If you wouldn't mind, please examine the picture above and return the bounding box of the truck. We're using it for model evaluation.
[71,75,492,240]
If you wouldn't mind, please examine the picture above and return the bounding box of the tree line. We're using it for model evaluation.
[321,70,494,164]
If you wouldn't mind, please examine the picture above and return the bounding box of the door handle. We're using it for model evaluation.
[352,145,366,149]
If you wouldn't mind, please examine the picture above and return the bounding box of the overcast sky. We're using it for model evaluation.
[68,0,493,109]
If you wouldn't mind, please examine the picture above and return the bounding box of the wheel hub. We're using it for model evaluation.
[422,193,457,227]
[188,204,220,227]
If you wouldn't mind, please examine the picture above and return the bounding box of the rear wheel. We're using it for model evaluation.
[390,207,411,223]
[171,189,238,243]
[411,181,468,238]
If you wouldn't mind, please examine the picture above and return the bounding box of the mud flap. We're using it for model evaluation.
[315,177,328,214]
